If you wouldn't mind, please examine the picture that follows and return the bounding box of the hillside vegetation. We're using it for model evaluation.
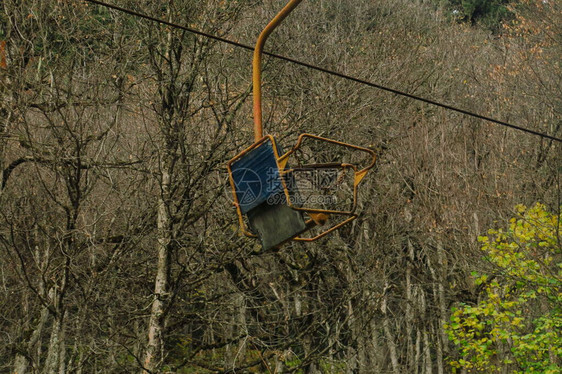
[0,0,560,373]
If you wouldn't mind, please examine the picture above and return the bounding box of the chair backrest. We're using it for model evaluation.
[228,136,307,250]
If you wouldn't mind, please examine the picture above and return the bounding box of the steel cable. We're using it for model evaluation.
[82,0,561,143]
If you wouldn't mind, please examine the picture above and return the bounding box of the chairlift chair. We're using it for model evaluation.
[227,0,376,250]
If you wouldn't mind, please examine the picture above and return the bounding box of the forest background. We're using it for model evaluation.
[0,0,560,373]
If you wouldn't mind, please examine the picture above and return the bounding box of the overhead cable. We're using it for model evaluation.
[82,0,562,143]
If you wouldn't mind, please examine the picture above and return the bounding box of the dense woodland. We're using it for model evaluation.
[0,0,560,373]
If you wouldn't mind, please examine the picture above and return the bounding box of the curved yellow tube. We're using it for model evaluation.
[253,0,304,142]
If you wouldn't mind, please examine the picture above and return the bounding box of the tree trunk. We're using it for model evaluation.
[420,291,432,374]
[44,314,63,374]
[369,318,383,373]
[435,242,448,374]
[13,303,50,374]
[428,242,448,374]
[0,14,10,196]
[381,284,400,374]
[406,239,416,372]
[142,165,172,373]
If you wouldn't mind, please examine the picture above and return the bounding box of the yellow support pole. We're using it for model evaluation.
[253,0,304,142]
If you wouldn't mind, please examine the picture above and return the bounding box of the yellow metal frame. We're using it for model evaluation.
[227,0,377,245]
[278,134,376,241]
[253,0,303,142]
[227,134,376,242]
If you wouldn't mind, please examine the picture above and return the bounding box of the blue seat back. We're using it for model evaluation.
[230,138,284,214]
